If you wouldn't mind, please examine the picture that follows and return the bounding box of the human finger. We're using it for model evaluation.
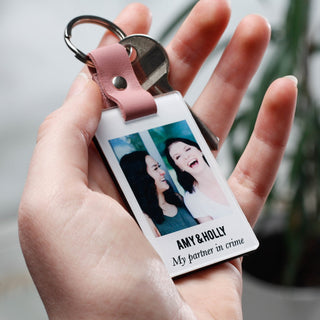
[99,3,152,46]
[228,76,297,226]
[193,14,271,148]
[166,0,231,94]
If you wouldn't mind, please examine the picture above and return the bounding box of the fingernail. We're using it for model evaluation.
[264,17,271,31]
[67,72,90,97]
[285,75,298,87]
[225,0,231,8]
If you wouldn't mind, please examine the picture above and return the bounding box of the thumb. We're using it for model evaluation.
[66,71,92,99]
[26,73,103,199]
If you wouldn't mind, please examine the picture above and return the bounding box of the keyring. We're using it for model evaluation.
[64,15,127,67]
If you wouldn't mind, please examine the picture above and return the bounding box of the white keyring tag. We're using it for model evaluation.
[95,91,259,278]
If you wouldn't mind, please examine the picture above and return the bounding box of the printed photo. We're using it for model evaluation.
[109,120,232,237]
[95,92,258,277]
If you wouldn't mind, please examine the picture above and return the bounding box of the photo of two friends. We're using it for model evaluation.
[110,120,232,237]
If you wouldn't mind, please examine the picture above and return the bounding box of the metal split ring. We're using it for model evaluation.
[64,15,127,68]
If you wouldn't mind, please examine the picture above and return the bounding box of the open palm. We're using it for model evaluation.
[19,1,297,319]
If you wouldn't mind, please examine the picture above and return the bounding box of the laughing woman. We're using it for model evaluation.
[120,151,198,236]
[165,138,232,224]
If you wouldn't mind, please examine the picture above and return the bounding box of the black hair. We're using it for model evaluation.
[119,151,183,224]
[164,137,203,193]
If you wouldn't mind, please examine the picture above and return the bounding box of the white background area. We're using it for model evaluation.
[1,0,319,319]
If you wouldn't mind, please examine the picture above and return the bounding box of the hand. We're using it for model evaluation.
[19,1,297,319]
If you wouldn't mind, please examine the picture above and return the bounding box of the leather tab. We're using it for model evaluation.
[89,43,157,121]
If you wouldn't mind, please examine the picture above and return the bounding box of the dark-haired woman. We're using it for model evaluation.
[120,151,197,236]
[165,138,232,223]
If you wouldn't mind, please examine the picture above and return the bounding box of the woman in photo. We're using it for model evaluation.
[165,137,232,223]
[120,151,198,236]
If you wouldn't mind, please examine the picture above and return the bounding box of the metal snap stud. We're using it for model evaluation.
[112,76,127,90]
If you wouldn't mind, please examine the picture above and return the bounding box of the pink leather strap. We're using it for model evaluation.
[88,43,157,121]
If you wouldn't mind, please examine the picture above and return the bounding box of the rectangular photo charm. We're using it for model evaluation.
[95,91,259,277]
